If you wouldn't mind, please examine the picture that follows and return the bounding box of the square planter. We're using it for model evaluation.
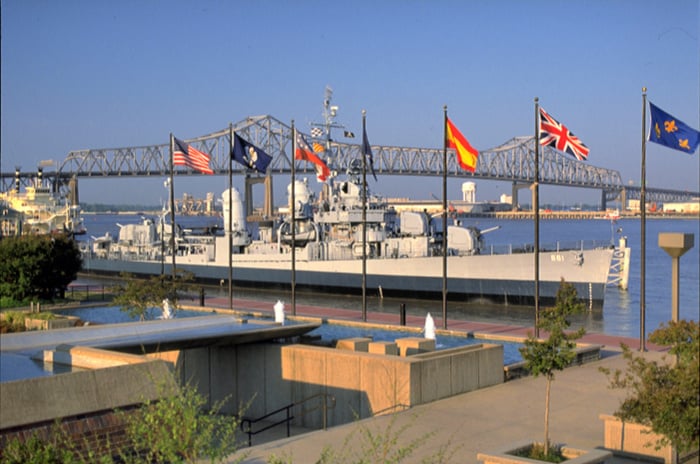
[477,439,611,464]
[599,413,693,464]
[24,314,80,330]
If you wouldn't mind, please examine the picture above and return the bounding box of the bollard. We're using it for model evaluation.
[400,303,406,326]
[199,287,205,306]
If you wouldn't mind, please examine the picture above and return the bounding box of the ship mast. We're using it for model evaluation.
[310,86,345,153]
[309,86,352,202]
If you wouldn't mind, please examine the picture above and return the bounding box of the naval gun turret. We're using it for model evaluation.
[448,225,501,255]
[279,178,319,246]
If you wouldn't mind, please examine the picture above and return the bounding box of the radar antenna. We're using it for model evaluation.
[310,85,350,151]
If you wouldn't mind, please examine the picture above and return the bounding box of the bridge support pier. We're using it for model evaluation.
[511,181,532,211]
[600,190,607,211]
[244,175,274,219]
[602,188,627,212]
[68,176,79,205]
[619,188,627,211]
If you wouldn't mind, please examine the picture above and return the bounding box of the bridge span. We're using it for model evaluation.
[2,115,698,209]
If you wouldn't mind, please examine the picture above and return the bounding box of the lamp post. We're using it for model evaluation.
[658,233,694,322]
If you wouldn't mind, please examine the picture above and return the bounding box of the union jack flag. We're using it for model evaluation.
[539,107,589,161]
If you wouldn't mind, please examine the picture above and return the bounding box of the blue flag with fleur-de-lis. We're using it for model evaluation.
[648,102,699,154]
[232,133,273,173]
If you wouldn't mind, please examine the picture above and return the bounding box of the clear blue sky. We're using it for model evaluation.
[2,0,699,207]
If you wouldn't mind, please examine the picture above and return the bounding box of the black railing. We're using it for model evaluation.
[240,393,336,447]
[67,284,111,302]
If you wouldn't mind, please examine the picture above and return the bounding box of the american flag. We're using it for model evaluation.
[539,107,589,161]
[310,127,324,138]
[173,137,214,174]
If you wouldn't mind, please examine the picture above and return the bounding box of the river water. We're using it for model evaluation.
[77,213,699,338]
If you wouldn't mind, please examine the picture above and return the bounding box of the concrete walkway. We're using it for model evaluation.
[202,294,663,351]
[197,295,669,463]
[230,350,665,464]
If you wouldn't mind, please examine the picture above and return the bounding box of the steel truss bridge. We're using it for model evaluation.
[2,115,698,209]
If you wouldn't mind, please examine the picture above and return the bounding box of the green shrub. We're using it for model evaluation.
[0,296,26,309]
[0,311,26,333]
[0,422,96,464]
[512,443,566,463]
[602,320,699,454]
[1,383,246,464]
[1,432,72,464]
[116,382,245,464]
[27,312,56,320]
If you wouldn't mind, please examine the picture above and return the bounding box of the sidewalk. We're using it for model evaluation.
[198,295,668,463]
[231,351,666,463]
[203,294,663,351]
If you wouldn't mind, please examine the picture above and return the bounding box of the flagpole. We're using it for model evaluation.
[361,110,368,322]
[291,122,297,316]
[442,106,449,330]
[169,133,177,280]
[640,88,647,352]
[228,124,234,310]
[533,98,540,338]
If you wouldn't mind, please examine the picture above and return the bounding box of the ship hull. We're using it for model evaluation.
[81,247,614,309]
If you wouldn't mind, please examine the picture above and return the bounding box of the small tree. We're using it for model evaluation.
[519,279,585,459]
[0,234,82,302]
[113,271,194,321]
[602,320,699,454]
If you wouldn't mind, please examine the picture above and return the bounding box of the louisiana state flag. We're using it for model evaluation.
[648,102,700,154]
[232,133,273,173]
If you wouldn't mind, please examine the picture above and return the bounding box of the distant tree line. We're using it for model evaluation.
[81,203,161,213]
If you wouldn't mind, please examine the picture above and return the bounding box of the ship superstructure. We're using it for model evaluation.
[0,168,85,235]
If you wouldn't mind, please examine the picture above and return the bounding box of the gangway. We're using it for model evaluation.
[607,236,631,290]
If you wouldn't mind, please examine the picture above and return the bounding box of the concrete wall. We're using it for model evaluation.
[0,348,176,457]
[1,338,503,447]
[151,341,504,430]
[0,358,176,430]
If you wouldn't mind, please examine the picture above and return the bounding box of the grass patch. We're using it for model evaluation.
[26,312,56,320]
[0,310,27,333]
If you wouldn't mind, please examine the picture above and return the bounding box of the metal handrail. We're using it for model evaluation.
[240,392,336,447]
[370,403,411,416]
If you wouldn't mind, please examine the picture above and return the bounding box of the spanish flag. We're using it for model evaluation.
[446,118,478,172]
